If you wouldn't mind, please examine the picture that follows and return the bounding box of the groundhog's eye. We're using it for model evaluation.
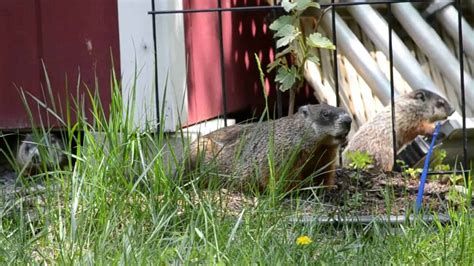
[321,110,330,119]
[24,145,31,153]
[436,99,445,108]
[415,91,425,102]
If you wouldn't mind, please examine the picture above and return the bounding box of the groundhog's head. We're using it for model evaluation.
[404,89,455,122]
[16,133,66,171]
[298,104,352,145]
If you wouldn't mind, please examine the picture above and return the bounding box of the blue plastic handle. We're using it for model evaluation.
[415,122,442,213]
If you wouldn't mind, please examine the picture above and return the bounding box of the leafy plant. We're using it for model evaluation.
[397,149,454,180]
[345,150,374,171]
[431,148,448,167]
[396,159,420,178]
[267,0,335,115]
[428,149,452,180]
[448,174,465,185]
[405,167,423,179]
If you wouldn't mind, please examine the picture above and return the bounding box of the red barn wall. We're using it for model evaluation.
[183,0,317,125]
[0,1,41,129]
[183,0,278,125]
[0,0,119,130]
[1,0,316,130]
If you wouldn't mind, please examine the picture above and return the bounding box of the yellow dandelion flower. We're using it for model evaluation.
[296,235,312,246]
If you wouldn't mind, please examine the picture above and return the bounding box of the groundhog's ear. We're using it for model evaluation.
[298,105,310,117]
[414,91,426,101]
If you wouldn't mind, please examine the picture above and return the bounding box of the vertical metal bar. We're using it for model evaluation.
[217,0,228,126]
[331,0,342,165]
[456,0,468,175]
[331,0,339,108]
[151,0,160,131]
[35,0,44,85]
[272,7,283,119]
[276,82,283,118]
[388,3,397,170]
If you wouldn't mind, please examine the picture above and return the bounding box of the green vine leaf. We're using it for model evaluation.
[275,24,300,48]
[275,66,298,91]
[268,0,333,99]
[269,15,294,32]
[295,0,320,12]
[281,0,297,12]
[307,33,336,50]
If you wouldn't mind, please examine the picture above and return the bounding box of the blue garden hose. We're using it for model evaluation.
[415,122,442,213]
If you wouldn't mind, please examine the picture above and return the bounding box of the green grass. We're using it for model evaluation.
[1,68,473,265]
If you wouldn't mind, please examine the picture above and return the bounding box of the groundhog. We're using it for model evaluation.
[16,133,66,175]
[343,89,455,171]
[187,104,352,192]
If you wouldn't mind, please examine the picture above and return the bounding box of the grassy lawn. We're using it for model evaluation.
[1,74,473,264]
[1,155,473,264]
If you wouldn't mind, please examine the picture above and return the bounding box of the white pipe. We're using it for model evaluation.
[433,0,474,59]
[321,11,393,105]
[391,2,474,112]
[346,3,444,97]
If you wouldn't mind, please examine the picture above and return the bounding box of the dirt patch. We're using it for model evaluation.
[314,168,452,216]
[189,168,459,217]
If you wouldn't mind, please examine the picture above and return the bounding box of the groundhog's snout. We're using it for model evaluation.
[434,100,455,121]
[447,105,455,117]
[30,147,41,165]
[31,155,41,165]
[339,114,352,130]
[335,114,352,140]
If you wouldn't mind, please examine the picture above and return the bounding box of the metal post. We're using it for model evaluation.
[271,7,283,119]
[276,83,283,118]
[217,0,228,126]
[147,1,427,15]
[150,0,160,131]
[388,3,397,170]
[331,0,339,108]
[331,0,342,165]
[456,0,468,175]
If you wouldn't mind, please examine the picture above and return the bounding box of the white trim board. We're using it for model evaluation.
[118,0,188,131]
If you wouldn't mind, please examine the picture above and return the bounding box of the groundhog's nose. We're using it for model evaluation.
[447,106,455,116]
[340,115,352,129]
[31,152,41,164]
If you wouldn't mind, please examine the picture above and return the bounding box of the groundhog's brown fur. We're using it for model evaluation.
[343,89,455,171]
[187,104,352,192]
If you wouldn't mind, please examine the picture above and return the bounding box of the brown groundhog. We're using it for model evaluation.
[16,133,66,175]
[343,89,455,171]
[187,104,352,192]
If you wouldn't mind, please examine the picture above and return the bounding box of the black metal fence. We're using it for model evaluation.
[149,0,470,175]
